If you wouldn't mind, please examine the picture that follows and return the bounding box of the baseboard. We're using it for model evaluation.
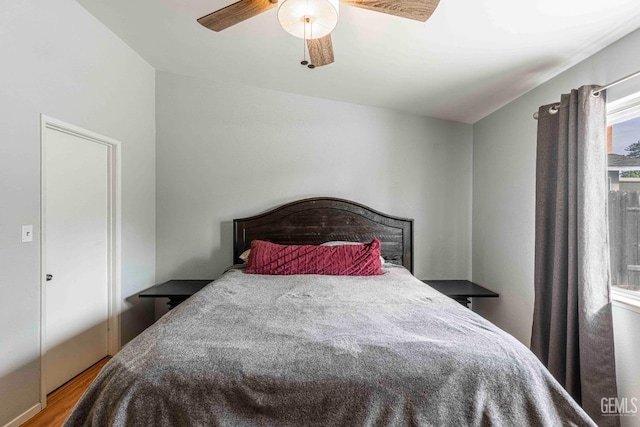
[2,403,41,427]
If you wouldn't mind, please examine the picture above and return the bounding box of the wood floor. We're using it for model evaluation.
[22,357,110,427]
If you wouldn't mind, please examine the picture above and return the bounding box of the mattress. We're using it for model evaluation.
[65,265,594,426]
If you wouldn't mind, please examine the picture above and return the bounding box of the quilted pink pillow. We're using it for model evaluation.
[245,239,384,276]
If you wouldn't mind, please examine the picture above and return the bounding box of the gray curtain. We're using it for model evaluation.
[532,85,618,426]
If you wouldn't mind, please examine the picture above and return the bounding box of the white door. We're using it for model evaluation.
[44,127,109,394]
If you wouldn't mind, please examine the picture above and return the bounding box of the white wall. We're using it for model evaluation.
[0,1,156,425]
[155,71,472,293]
[472,28,640,425]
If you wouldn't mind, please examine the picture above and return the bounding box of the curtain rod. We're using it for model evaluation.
[532,69,640,120]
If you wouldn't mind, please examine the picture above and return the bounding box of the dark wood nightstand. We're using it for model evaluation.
[139,280,213,310]
[422,280,498,308]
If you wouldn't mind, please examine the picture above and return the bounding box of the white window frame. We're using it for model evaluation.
[607,92,640,312]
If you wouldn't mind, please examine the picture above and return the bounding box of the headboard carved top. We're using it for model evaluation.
[233,197,414,273]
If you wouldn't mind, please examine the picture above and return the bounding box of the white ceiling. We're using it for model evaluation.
[77,0,640,123]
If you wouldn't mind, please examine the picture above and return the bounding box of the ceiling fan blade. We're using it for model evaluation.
[197,0,277,32]
[307,35,335,67]
[341,0,439,21]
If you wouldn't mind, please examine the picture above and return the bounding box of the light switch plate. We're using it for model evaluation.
[22,225,33,242]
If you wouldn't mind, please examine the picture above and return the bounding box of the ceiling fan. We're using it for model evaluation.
[197,0,440,68]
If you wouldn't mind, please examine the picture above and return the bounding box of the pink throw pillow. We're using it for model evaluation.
[245,239,383,276]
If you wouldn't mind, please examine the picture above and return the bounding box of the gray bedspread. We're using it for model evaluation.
[65,265,595,426]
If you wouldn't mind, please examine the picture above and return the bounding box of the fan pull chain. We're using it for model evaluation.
[307,20,315,69]
[301,17,308,66]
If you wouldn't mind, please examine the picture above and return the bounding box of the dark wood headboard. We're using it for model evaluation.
[233,197,414,273]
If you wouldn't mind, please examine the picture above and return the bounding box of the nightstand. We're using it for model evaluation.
[139,280,213,310]
[422,280,498,308]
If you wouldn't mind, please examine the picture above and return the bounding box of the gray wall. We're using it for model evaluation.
[472,27,640,425]
[156,71,472,291]
[3,1,636,423]
[0,1,156,425]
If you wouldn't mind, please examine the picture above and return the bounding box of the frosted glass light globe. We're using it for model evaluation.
[277,0,339,39]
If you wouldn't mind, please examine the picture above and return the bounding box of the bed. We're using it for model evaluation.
[65,197,595,426]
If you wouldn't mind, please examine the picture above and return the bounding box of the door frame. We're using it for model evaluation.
[39,115,121,407]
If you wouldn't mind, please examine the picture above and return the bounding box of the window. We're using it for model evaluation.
[607,93,640,310]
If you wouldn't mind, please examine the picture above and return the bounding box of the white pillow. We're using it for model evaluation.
[239,249,251,262]
[320,241,361,247]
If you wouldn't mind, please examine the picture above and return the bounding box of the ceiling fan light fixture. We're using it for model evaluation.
[277,0,339,39]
